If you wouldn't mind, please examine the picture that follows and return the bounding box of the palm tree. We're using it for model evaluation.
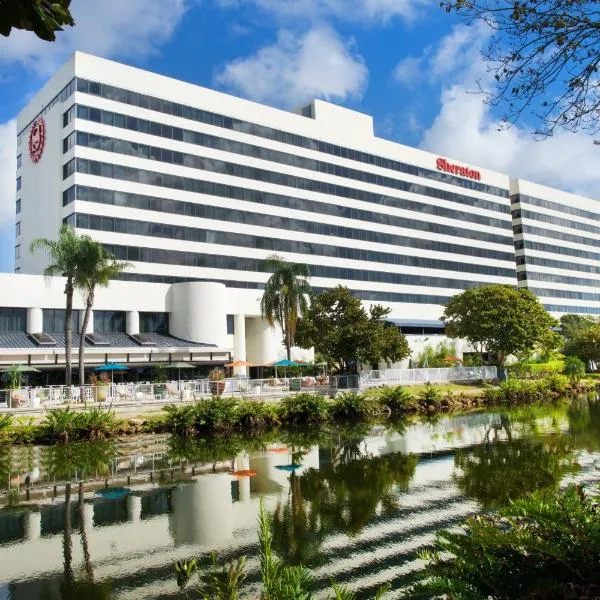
[30,225,82,385]
[76,239,130,386]
[260,255,311,361]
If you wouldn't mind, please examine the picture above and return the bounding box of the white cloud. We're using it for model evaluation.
[214,0,429,25]
[0,120,17,228]
[1,0,189,73]
[393,55,423,86]
[215,26,368,107]
[415,24,600,199]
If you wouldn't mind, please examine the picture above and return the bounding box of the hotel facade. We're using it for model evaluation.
[4,52,596,371]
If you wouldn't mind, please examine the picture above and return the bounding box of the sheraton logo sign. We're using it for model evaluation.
[436,157,481,181]
[28,117,46,163]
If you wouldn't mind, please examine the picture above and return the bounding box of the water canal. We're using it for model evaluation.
[1,396,600,599]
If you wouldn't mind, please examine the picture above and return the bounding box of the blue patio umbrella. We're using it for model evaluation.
[270,358,306,378]
[95,362,129,384]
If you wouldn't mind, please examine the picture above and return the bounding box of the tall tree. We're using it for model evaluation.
[560,313,596,340]
[295,286,410,373]
[1,0,74,40]
[30,224,82,385]
[260,255,311,361]
[442,0,600,135]
[76,240,129,386]
[442,284,557,367]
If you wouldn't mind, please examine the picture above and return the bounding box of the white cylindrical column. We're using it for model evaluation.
[169,474,233,546]
[126,311,140,336]
[27,308,43,334]
[236,453,251,502]
[127,494,142,522]
[245,318,282,365]
[79,310,94,334]
[24,511,41,541]
[233,314,247,375]
[168,282,227,346]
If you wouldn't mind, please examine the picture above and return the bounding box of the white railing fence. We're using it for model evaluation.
[0,367,498,410]
[360,366,498,388]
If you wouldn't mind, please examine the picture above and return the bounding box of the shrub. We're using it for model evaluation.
[330,392,378,420]
[43,407,80,443]
[198,396,239,432]
[406,484,600,600]
[377,385,416,412]
[279,393,330,425]
[563,356,586,384]
[0,414,12,442]
[163,404,197,436]
[417,382,442,407]
[79,406,117,440]
[544,373,569,394]
[236,400,278,429]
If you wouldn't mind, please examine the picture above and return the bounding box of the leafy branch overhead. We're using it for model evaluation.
[0,0,75,40]
[443,0,600,135]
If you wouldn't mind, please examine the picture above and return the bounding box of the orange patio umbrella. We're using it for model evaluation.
[225,360,255,368]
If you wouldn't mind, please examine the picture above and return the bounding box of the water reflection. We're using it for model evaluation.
[0,398,599,599]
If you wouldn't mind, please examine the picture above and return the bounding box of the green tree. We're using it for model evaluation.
[31,225,82,385]
[295,286,410,373]
[566,322,600,364]
[1,0,74,40]
[442,0,600,135]
[260,255,311,361]
[560,314,595,340]
[76,240,129,386]
[442,285,557,367]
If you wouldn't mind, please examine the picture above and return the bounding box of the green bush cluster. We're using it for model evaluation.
[42,407,118,443]
[0,407,120,444]
[507,359,565,380]
[406,484,600,600]
[483,374,569,404]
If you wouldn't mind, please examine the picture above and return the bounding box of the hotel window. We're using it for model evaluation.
[0,308,26,333]
[15,222,20,237]
[16,177,21,191]
[226,315,235,335]
[14,245,20,259]
[15,199,21,214]
[43,309,80,334]
[16,154,21,169]
[140,312,169,334]
[94,310,126,333]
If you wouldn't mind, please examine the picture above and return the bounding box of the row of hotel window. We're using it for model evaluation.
[73,77,508,198]
[63,145,511,231]
[66,209,515,278]
[511,194,600,225]
[65,130,510,216]
[65,184,515,268]
[0,309,168,334]
[71,104,511,216]
[513,208,600,236]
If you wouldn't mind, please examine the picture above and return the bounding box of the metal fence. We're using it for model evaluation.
[360,366,498,388]
[0,367,498,411]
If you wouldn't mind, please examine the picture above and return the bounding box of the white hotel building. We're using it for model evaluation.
[3,52,594,373]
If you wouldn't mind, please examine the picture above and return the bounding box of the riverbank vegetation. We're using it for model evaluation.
[0,372,598,444]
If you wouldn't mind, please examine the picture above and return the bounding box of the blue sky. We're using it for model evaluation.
[1,0,599,273]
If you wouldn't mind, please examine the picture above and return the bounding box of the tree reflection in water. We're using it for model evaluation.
[454,414,578,509]
[271,439,419,567]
